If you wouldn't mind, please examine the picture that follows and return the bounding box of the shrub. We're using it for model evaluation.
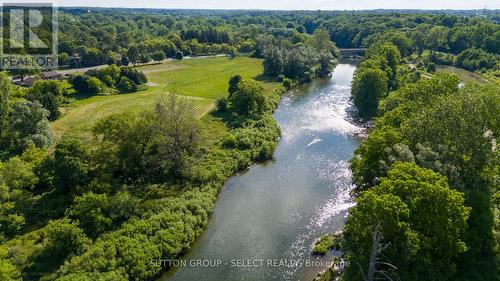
[152,51,166,62]
[44,219,91,258]
[117,77,138,93]
[222,134,237,148]
[86,77,105,95]
[216,98,228,111]
[175,51,184,60]
[455,48,500,71]
[312,234,339,255]
[282,78,294,90]
[228,75,242,94]
[120,67,147,84]
[256,142,275,161]
[426,62,437,73]
[71,74,90,93]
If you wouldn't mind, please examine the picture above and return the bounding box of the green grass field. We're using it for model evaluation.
[437,65,488,84]
[51,56,270,139]
[139,56,272,99]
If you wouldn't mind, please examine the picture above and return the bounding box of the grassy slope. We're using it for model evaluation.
[51,56,268,139]
[140,56,271,99]
[437,65,488,84]
[2,56,277,279]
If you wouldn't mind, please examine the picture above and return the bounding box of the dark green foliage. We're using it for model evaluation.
[348,68,500,280]
[312,233,342,255]
[53,138,91,194]
[74,66,146,95]
[426,62,437,73]
[0,73,53,156]
[27,80,64,121]
[0,202,25,240]
[282,78,294,90]
[263,45,335,81]
[152,51,166,62]
[119,67,147,85]
[65,193,112,238]
[70,74,91,93]
[351,68,388,118]
[175,51,184,60]
[44,219,91,258]
[70,75,104,95]
[343,163,470,281]
[228,74,242,94]
[2,9,500,281]
[127,45,140,66]
[66,192,137,238]
[216,98,228,112]
[229,79,268,116]
[455,48,500,71]
[41,84,283,281]
[93,94,201,183]
[350,42,403,119]
[116,77,138,93]
[5,100,53,154]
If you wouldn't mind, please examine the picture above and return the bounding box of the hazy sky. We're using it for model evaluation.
[49,0,499,10]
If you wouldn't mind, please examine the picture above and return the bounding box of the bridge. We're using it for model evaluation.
[339,48,367,57]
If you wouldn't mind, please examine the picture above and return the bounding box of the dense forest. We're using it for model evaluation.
[343,43,499,281]
[0,7,499,281]
[52,8,499,71]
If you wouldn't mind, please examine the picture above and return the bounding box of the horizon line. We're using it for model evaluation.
[54,6,500,11]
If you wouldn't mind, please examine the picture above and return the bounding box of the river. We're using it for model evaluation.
[162,61,363,281]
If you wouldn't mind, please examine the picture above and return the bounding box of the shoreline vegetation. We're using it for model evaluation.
[1,7,499,281]
[0,25,339,279]
[314,35,499,281]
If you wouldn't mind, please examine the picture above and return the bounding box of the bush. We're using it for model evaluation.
[256,142,275,161]
[222,134,237,148]
[117,77,138,93]
[216,98,228,111]
[44,219,91,258]
[86,77,105,95]
[312,234,340,255]
[426,62,437,73]
[120,67,147,84]
[282,78,294,90]
[228,75,242,94]
[229,79,267,115]
[455,48,500,71]
[175,51,184,60]
[71,74,90,93]
[152,51,166,62]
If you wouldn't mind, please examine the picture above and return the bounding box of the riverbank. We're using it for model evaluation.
[162,62,363,281]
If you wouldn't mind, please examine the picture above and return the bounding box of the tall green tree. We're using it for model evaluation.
[229,79,268,116]
[343,163,470,281]
[351,68,388,118]
[27,80,64,121]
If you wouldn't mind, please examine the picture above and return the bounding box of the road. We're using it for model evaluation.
[57,54,228,75]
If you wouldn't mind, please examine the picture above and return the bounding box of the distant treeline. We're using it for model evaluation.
[51,9,499,71]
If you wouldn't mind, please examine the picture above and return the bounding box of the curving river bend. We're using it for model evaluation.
[163,61,363,281]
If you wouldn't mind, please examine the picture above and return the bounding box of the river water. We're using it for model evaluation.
[163,61,363,281]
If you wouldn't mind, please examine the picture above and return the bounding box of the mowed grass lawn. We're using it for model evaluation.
[437,65,488,84]
[140,56,273,99]
[51,56,270,139]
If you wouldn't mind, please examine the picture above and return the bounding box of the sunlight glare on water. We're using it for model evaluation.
[164,61,363,281]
